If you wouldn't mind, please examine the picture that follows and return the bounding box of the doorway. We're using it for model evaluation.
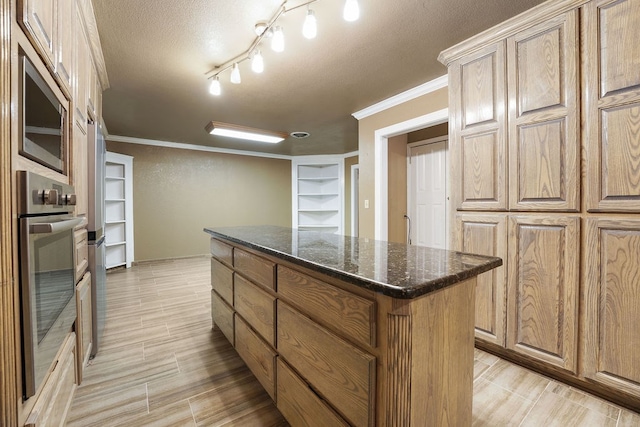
[407,137,449,248]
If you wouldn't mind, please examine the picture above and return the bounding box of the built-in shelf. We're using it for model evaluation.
[293,157,344,235]
[105,152,133,269]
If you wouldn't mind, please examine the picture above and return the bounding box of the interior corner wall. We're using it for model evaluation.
[357,87,448,239]
[106,141,292,262]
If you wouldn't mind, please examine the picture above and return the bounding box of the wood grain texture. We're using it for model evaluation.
[210,257,233,306]
[583,217,640,398]
[584,0,640,212]
[277,301,375,427]
[450,42,508,211]
[234,248,276,290]
[211,290,234,346]
[235,316,277,400]
[508,10,580,211]
[17,0,55,67]
[0,0,17,424]
[277,358,348,426]
[75,272,92,384]
[210,238,233,267]
[54,0,74,97]
[385,314,412,427]
[507,215,579,372]
[234,274,275,346]
[456,213,508,346]
[277,265,376,348]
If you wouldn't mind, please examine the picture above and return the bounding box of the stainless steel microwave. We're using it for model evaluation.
[19,52,68,174]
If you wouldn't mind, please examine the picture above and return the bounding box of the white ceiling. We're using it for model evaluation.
[92,0,547,156]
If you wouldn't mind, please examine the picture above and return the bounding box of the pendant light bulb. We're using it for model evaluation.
[302,9,317,39]
[272,26,285,52]
[209,76,221,95]
[230,63,241,84]
[343,0,360,22]
[251,50,264,73]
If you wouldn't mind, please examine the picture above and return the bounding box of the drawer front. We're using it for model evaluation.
[277,301,375,427]
[278,265,376,348]
[235,316,277,400]
[210,238,233,267]
[234,275,276,346]
[211,291,234,346]
[74,229,89,283]
[234,248,276,290]
[211,258,234,306]
[277,359,349,427]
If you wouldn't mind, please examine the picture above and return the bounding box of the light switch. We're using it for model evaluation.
[364,199,369,208]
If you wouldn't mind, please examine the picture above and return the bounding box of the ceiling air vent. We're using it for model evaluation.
[290,131,310,139]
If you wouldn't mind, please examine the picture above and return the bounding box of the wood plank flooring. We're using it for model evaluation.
[67,257,640,426]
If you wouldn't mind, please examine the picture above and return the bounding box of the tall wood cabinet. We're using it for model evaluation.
[440,0,640,409]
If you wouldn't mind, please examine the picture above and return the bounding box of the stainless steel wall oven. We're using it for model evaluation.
[17,171,81,399]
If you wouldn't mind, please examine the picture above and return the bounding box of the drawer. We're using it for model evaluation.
[235,316,277,400]
[211,258,234,306]
[74,229,88,283]
[278,265,376,347]
[277,301,375,427]
[277,358,348,427]
[234,275,276,346]
[211,291,234,346]
[234,248,275,290]
[210,238,233,267]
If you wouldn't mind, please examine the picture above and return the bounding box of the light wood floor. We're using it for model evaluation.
[67,257,640,426]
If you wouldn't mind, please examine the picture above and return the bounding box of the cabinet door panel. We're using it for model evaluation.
[507,215,579,373]
[54,0,74,95]
[584,218,640,398]
[19,0,56,66]
[508,11,579,211]
[450,42,507,211]
[584,0,640,212]
[455,214,507,346]
[234,274,275,346]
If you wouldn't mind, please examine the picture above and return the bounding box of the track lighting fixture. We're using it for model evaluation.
[206,0,360,96]
[303,8,317,39]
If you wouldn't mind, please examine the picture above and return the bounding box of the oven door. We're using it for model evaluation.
[19,215,82,399]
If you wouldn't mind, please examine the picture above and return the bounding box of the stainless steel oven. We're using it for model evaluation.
[17,171,81,399]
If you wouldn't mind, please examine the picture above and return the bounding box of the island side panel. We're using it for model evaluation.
[376,277,476,426]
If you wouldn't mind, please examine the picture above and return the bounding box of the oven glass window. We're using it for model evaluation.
[32,231,74,344]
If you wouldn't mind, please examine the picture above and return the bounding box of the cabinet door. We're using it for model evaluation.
[507,11,580,211]
[455,214,507,346]
[584,0,640,212]
[449,42,508,211]
[506,215,579,373]
[583,218,640,398]
[18,0,56,67]
[54,0,74,96]
[72,121,88,216]
[73,6,89,132]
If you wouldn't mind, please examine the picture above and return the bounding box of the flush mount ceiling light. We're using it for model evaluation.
[205,121,289,144]
[206,0,360,96]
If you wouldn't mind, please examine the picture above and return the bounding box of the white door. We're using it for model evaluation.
[408,138,448,248]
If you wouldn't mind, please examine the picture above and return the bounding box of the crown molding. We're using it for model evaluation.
[352,74,448,120]
[106,134,359,160]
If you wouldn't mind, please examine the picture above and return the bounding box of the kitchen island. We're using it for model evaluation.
[204,225,501,426]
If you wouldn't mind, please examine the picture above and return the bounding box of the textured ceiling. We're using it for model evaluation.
[92,0,547,156]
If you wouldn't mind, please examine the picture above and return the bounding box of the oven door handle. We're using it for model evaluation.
[30,217,84,234]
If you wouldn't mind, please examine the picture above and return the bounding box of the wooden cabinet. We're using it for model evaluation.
[506,215,580,372]
[277,301,375,427]
[448,42,508,211]
[507,10,580,211]
[53,0,73,95]
[233,249,275,290]
[75,272,92,383]
[73,5,90,132]
[24,333,77,427]
[211,258,233,305]
[72,121,88,216]
[583,217,640,398]
[234,316,277,400]
[211,291,234,346]
[74,228,88,283]
[583,0,640,212]
[233,275,276,346]
[18,0,56,67]
[455,213,507,346]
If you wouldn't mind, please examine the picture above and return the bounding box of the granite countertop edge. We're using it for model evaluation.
[204,227,502,299]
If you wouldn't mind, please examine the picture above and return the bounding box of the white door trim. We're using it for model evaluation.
[374,108,449,241]
[351,164,359,237]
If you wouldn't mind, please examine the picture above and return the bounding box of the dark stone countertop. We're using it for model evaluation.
[203,225,502,299]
